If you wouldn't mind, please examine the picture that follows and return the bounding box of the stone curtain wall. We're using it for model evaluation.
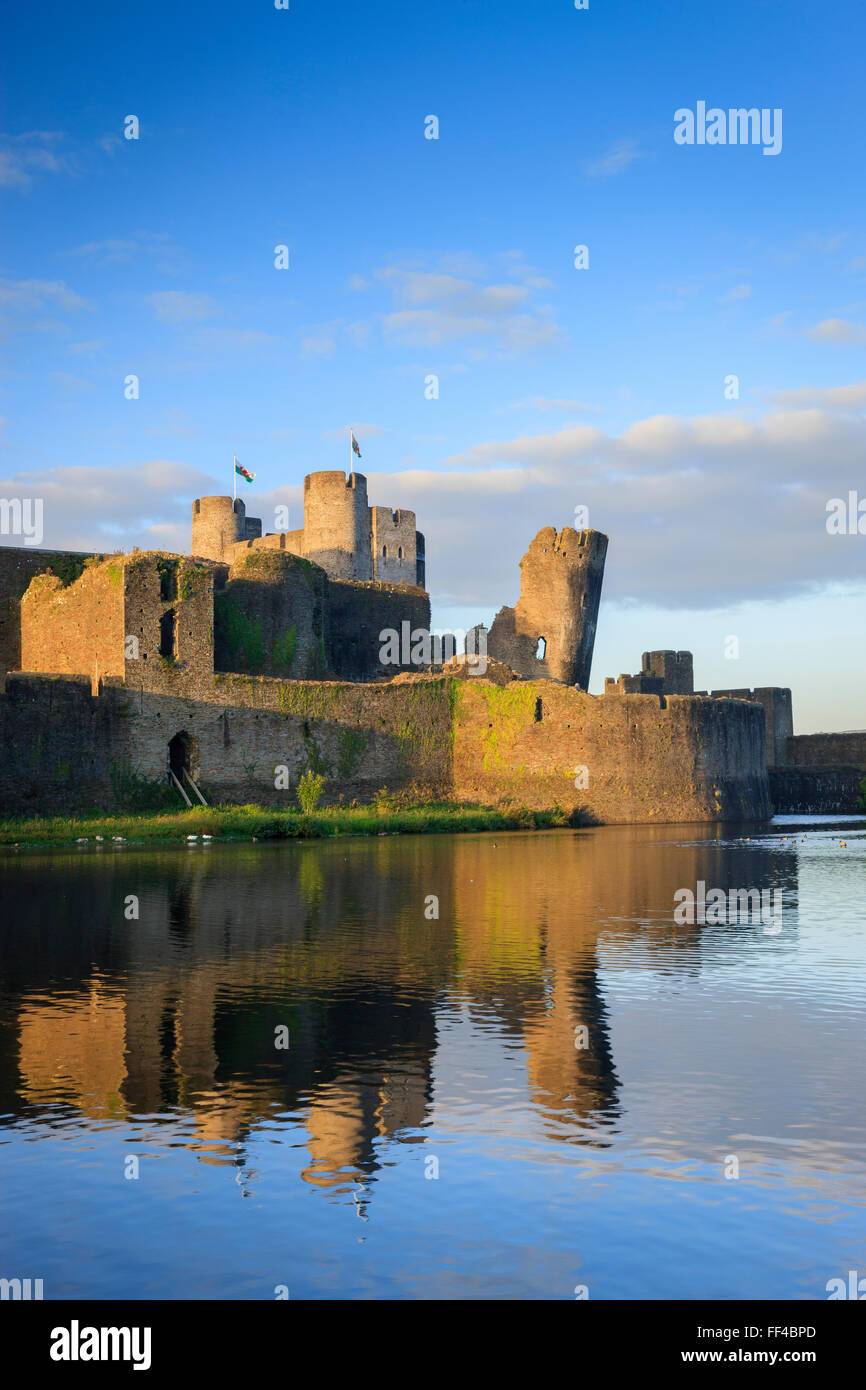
[450,683,771,823]
[786,731,866,769]
[0,675,128,815]
[0,673,455,813]
[711,687,793,767]
[214,550,328,681]
[324,579,431,681]
[0,672,771,821]
[769,766,863,814]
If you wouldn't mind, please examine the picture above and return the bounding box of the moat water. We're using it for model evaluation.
[1,816,864,1301]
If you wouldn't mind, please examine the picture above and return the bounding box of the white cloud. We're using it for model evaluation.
[373,262,563,353]
[0,459,214,553]
[0,278,93,313]
[807,317,866,343]
[0,131,71,188]
[370,405,866,609]
[508,397,591,413]
[148,291,217,323]
[7,402,863,617]
[583,138,644,178]
[302,334,335,357]
[771,381,866,410]
[719,283,752,303]
[322,422,388,441]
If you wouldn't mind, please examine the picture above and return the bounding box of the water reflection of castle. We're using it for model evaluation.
[1,833,798,1198]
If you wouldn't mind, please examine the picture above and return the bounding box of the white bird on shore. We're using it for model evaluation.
[112,836,126,843]
[76,837,88,843]
[202,834,213,841]
[186,834,198,842]
[95,835,104,842]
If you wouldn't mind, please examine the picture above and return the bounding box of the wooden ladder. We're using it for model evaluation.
[169,769,192,807]
[183,769,208,806]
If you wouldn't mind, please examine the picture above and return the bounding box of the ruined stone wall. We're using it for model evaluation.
[0,546,100,684]
[451,683,770,823]
[324,579,431,681]
[487,527,607,688]
[20,559,126,685]
[122,554,215,697]
[604,673,664,696]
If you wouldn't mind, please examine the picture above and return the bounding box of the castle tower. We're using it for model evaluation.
[303,471,372,581]
[642,650,694,695]
[191,497,247,562]
[370,507,419,585]
[487,527,608,688]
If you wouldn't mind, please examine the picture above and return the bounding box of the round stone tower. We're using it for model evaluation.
[303,471,372,580]
[191,496,246,562]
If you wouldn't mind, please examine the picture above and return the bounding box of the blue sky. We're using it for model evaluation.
[1,0,864,730]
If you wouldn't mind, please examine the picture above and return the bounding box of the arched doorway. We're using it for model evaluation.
[168,731,195,782]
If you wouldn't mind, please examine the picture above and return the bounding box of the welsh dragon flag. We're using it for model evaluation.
[351,431,361,459]
[234,460,255,483]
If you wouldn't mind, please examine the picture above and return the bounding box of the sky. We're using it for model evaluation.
[1,0,864,732]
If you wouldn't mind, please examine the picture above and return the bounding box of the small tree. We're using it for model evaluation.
[297,769,325,814]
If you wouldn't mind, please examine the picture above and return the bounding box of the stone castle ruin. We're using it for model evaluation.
[191,470,425,588]
[0,467,860,820]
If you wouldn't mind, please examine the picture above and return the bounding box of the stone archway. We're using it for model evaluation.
[168,730,197,782]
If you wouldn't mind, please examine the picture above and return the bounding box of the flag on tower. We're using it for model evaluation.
[234,459,255,483]
[351,430,361,459]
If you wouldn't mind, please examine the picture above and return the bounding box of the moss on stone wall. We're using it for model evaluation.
[337,727,368,778]
[304,633,326,679]
[453,682,536,771]
[393,680,452,769]
[214,592,266,672]
[273,625,298,674]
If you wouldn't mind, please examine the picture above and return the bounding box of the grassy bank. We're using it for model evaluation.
[0,801,585,847]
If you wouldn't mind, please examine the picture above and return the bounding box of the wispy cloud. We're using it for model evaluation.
[508,397,592,413]
[583,138,644,178]
[375,262,562,353]
[770,380,866,410]
[807,317,866,344]
[719,283,752,304]
[68,232,184,274]
[147,291,217,323]
[0,278,93,314]
[0,131,72,188]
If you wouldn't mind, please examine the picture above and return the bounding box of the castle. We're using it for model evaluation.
[191,470,426,587]
[0,468,861,821]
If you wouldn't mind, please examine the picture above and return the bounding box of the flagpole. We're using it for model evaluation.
[233,455,237,502]
[348,426,352,477]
